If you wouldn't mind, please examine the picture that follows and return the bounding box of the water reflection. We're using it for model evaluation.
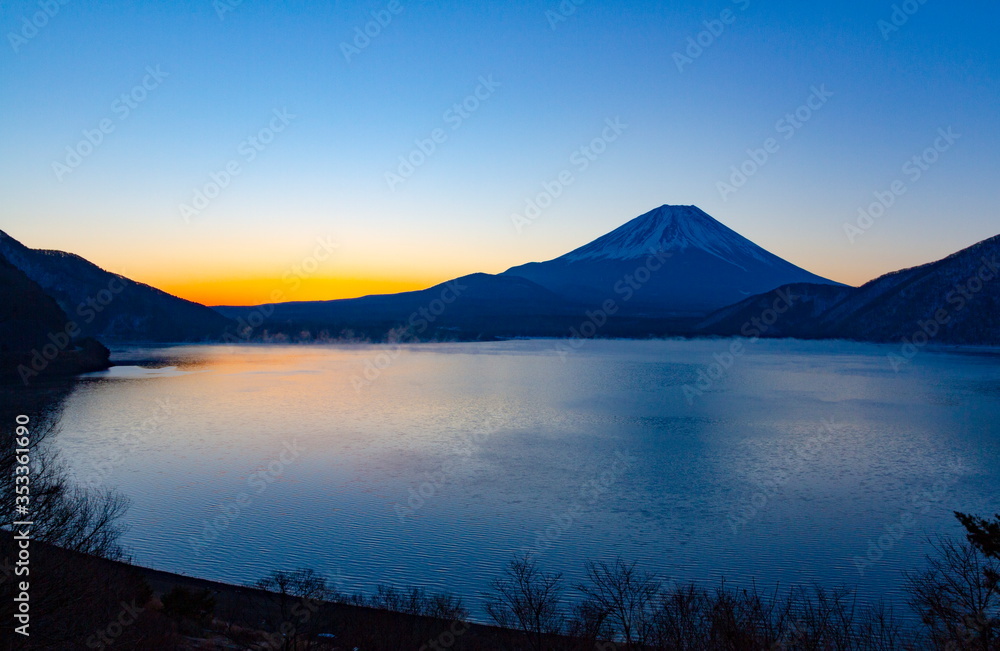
[42,340,1000,619]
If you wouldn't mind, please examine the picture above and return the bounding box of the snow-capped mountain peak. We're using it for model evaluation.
[502,203,841,315]
[558,205,772,269]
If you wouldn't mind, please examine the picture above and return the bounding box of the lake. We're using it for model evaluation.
[42,339,1000,620]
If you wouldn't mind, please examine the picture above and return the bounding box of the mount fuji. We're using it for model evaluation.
[214,204,844,340]
[503,205,842,315]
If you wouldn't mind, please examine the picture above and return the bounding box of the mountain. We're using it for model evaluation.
[215,270,701,341]
[697,283,855,339]
[215,273,602,341]
[0,250,110,382]
[0,230,234,342]
[698,233,1000,345]
[6,208,994,347]
[825,233,1000,343]
[502,205,842,316]
[0,250,70,353]
[216,204,840,340]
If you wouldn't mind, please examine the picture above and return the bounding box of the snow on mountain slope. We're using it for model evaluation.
[503,204,842,315]
[560,204,772,270]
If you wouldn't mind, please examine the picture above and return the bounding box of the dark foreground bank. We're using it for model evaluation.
[2,521,1000,650]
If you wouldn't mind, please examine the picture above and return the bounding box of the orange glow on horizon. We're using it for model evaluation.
[150,265,876,307]
[154,276,443,307]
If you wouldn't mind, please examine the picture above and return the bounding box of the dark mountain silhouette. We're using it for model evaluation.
[503,205,842,316]
[0,251,69,352]
[0,250,110,382]
[214,273,632,340]
[813,234,999,343]
[0,230,234,342]
[216,205,841,340]
[5,209,996,347]
[697,283,855,339]
[698,234,1000,345]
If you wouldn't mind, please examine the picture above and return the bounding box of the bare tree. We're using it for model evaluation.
[576,557,660,649]
[906,536,1000,650]
[369,584,432,615]
[955,511,1000,560]
[364,583,468,620]
[650,582,711,650]
[252,568,338,650]
[0,409,130,560]
[854,601,913,651]
[333,582,469,650]
[566,598,615,647]
[0,389,173,648]
[484,555,565,650]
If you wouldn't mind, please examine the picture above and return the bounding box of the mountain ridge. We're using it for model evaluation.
[0,248,111,382]
[699,233,1000,344]
[0,230,235,342]
[5,206,995,346]
[558,205,773,267]
[213,204,846,339]
[502,204,843,315]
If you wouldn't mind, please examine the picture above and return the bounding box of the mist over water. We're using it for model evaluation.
[46,339,1000,620]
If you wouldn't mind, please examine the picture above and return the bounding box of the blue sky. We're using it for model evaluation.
[1,0,997,304]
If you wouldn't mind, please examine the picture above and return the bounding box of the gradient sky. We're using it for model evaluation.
[1,0,997,306]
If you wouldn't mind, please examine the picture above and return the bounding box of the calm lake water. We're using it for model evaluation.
[44,339,1000,619]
